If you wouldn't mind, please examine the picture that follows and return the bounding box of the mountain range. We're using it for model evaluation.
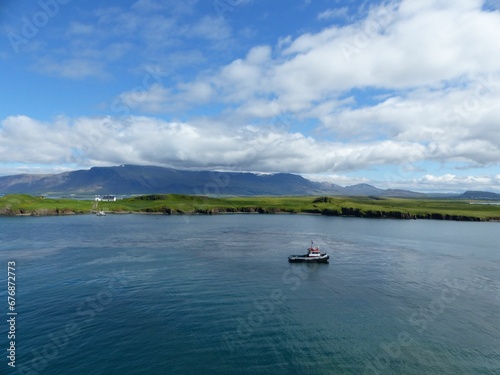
[0,165,498,199]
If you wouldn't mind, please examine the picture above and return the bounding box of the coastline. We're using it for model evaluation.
[3,208,496,222]
[1,194,499,222]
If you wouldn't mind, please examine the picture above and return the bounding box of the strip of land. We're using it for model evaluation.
[1,194,500,221]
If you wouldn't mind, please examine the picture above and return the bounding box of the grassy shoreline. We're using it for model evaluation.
[1,194,500,221]
[0,194,500,221]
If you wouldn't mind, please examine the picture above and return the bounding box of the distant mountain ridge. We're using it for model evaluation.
[0,165,325,195]
[0,165,498,198]
[459,190,500,200]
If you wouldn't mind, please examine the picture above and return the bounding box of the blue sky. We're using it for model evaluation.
[1,0,500,192]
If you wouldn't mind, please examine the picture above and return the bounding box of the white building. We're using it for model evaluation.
[95,195,117,201]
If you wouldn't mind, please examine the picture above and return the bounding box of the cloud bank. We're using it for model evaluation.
[2,0,500,192]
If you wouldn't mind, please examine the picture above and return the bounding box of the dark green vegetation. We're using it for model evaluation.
[0,195,90,216]
[1,194,499,221]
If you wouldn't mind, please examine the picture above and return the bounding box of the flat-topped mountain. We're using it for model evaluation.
[0,165,323,195]
[0,165,496,198]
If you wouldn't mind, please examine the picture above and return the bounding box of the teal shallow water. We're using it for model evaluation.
[1,214,499,374]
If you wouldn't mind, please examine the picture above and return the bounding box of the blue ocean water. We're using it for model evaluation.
[1,214,499,374]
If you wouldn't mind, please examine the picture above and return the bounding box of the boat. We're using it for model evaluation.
[288,241,329,263]
[96,210,106,216]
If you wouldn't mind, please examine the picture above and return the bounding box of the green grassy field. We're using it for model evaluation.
[1,194,499,221]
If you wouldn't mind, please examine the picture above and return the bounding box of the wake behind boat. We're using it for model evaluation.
[288,241,329,263]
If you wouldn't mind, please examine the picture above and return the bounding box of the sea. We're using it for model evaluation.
[0,214,499,375]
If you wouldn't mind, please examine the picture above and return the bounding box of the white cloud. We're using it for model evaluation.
[37,58,108,79]
[66,22,94,36]
[303,171,500,193]
[315,73,500,164]
[116,79,215,114]
[214,45,272,102]
[4,0,500,193]
[0,115,422,172]
[188,16,232,41]
[0,116,79,164]
[275,0,500,98]
[118,84,172,112]
[384,174,500,193]
[111,1,500,173]
[121,1,500,117]
[306,171,500,194]
[317,7,349,20]
[304,173,370,186]
[2,114,500,192]
[16,0,234,81]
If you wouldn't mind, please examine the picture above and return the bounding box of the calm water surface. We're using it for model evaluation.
[0,214,499,374]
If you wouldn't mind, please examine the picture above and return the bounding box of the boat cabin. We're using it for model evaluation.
[307,242,321,257]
